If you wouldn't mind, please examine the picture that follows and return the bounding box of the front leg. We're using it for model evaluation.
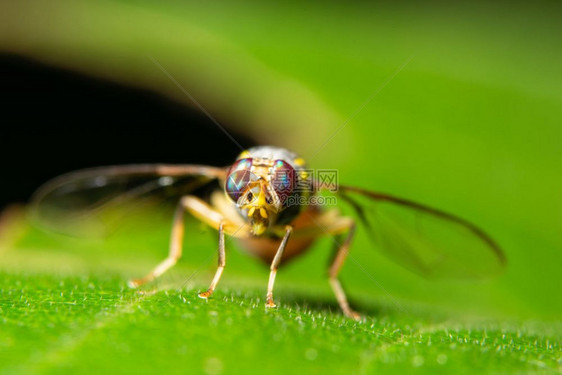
[129,195,248,289]
[265,226,293,308]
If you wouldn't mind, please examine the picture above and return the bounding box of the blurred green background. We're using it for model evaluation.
[0,1,561,374]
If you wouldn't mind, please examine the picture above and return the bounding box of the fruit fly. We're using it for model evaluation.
[31,146,505,320]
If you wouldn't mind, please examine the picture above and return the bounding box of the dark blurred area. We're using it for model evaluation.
[0,54,255,209]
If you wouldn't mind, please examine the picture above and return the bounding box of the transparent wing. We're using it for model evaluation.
[337,185,506,279]
[30,164,226,237]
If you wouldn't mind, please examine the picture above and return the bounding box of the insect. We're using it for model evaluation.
[31,145,505,320]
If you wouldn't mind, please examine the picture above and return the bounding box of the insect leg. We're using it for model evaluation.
[128,195,246,288]
[326,219,360,320]
[198,221,226,299]
[265,225,293,308]
[289,210,360,319]
[268,210,360,319]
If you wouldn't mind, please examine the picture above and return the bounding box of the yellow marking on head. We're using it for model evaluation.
[238,150,251,159]
[256,184,268,206]
[260,207,268,219]
[294,157,306,167]
[248,206,256,216]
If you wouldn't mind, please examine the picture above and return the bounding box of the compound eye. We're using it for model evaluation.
[225,158,253,202]
[271,159,295,204]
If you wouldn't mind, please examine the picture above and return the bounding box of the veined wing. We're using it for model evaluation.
[336,185,506,279]
[30,164,226,237]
